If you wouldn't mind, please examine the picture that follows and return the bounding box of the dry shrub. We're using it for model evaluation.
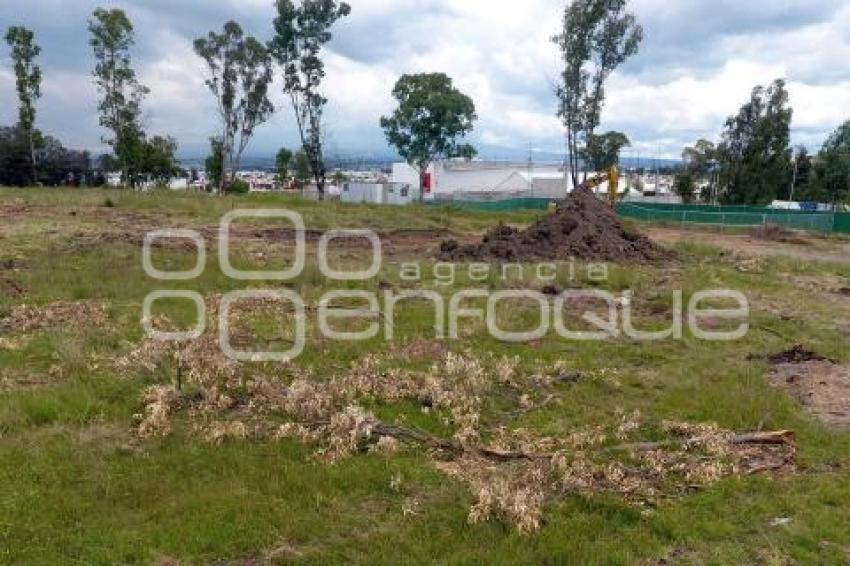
[118,313,794,534]
[0,336,26,350]
[1,300,109,333]
[135,385,181,439]
[438,458,549,535]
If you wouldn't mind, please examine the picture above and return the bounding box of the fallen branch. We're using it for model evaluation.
[370,422,550,462]
[731,430,796,445]
[609,430,796,453]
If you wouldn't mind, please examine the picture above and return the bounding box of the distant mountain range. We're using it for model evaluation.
[177,147,681,172]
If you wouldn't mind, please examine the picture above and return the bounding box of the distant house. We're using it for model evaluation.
[341,182,419,205]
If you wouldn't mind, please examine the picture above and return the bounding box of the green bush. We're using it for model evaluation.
[228,179,250,194]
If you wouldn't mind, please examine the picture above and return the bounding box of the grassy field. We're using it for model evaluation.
[1,187,849,564]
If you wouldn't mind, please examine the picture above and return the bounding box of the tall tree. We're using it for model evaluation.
[271,0,351,200]
[194,21,274,193]
[88,8,149,188]
[682,138,718,203]
[140,135,179,187]
[4,26,41,184]
[553,0,642,192]
[205,137,225,191]
[673,170,696,204]
[293,149,311,188]
[581,131,630,172]
[812,121,850,207]
[275,147,293,186]
[0,126,32,186]
[380,73,477,201]
[717,79,792,205]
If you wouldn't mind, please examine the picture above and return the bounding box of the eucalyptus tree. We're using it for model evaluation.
[812,122,850,207]
[380,73,477,201]
[581,131,630,172]
[4,26,41,183]
[275,147,293,186]
[88,8,149,187]
[553,0,642,190]
[271,0,351,200]
[194,21,274,193]
[716,79,792,205]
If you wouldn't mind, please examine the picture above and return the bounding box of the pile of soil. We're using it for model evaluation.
[439,187,670,263]
[768,345,828,365]
[754,224,808,245]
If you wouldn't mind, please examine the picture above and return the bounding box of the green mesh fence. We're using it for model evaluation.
[426,198,850,234]
[617,203,838,234]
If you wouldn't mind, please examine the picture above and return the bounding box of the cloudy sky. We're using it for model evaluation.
[2,0,850,160]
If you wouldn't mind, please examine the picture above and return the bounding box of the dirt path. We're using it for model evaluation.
[641,225,850,264]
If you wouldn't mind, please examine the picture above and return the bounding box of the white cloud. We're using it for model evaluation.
[3,0,850,158]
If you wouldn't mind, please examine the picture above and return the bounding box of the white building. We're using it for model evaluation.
[341,182,419,205]
[392,159,634,201]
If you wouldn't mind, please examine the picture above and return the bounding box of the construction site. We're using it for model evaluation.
[3,0,850,563]
[0,184,847,563]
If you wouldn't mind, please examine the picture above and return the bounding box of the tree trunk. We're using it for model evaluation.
[419,166,428,203]
[28,128,36,186]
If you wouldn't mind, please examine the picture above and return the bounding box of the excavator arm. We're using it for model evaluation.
[580,166,620,206]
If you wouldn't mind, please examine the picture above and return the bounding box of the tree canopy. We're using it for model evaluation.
[811,121,850,206]
[717,79,792,205]
[581,131,630,172]
[553,0,642,190]
[194,20,274,193]
[4,25,41,183]
[88,8,149,187]
[271,0,351,199]
[380,72,477,199]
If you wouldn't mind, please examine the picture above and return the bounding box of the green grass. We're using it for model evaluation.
[1,188,849,563]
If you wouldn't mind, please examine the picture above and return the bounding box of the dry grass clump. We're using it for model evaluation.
[135,385,182,439]
[437,458,549,535]
[119,323,795,534]
[0,300,109,333]
[0,335,27,350]
[435,415,794,534]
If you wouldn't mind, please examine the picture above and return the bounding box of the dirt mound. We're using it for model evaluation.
[439,187,670,263]
[768,345,828,365]
[754,224,808,245]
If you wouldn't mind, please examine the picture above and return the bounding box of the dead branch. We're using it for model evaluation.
[609,430,796,453]
[731,430,796,445]
[370,422,550,462]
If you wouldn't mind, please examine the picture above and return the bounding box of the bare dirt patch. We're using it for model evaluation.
[0,276,24,299]
[643,225,850,264]
[439,187,671,263]
[768,346,850,428]
[753,224,810,245]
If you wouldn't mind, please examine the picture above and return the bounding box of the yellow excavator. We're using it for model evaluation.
[581,166,620,207]
[549,166,622,212]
